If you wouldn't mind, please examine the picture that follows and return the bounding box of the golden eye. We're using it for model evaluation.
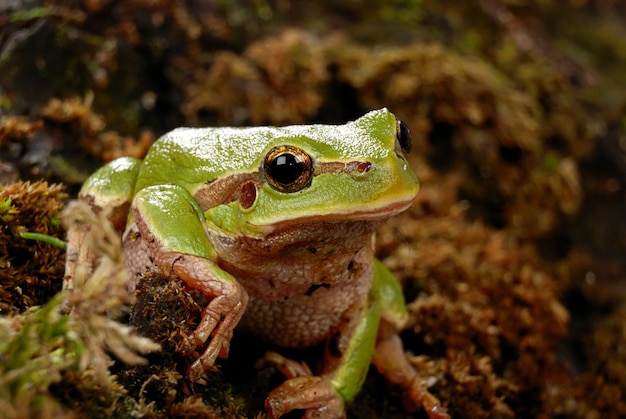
[263,145,313,193]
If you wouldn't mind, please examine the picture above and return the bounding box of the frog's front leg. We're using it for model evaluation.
[125,184,248,382]
[265,290,382,418]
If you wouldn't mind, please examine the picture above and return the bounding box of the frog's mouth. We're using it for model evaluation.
[264,193,417,231]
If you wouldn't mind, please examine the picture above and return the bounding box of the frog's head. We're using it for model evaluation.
[192,108,419,236]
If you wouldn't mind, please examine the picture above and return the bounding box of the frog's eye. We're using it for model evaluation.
[396,120,412,154]
[263,145,314,193]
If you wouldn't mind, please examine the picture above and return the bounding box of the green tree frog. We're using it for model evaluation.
[64,108,447,418]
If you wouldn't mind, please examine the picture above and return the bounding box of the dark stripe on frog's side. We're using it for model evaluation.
[193,172,263,211]
[192,160,372,211]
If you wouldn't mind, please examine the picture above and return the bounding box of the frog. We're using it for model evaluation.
[64,108,448,418]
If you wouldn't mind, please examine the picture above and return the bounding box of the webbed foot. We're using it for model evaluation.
[259,351,344,418]
[265,376,344,419]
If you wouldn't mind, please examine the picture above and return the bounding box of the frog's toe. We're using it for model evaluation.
[302,400,344,419]
[186,363,208,385]
[178,334,202,356]
[402,377,449,419]
[184,334,229,383]
[187,354,221,383]
[255,350,313,379]
[265,376,344,419]
[372,329,449,418]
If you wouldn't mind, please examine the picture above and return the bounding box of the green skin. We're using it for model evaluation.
[67,109,431,418]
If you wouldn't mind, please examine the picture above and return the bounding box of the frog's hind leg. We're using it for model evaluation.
[372,260,449,419]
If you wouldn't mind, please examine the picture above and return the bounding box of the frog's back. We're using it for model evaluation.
[134,126,279,194]
[133,108,409,202]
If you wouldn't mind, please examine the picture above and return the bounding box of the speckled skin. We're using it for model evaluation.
[123,213,378,349]
[212,219,379,348]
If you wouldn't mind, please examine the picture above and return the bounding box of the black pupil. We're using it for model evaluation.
[270,153,305,184]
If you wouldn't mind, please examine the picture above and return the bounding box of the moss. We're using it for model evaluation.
[1,0,625,417]
[0,199,165,418]
[0,116,43,148]
[40,95,154,163]
[126,272,250,417]
[572,305,626,417]
[183,29,329,126]
[0,181,67,314]
[375,160,570,417]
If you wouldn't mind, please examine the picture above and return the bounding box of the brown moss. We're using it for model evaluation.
[0,181,67,314]
[376,161,570,417]
[125,272,249,417]
[573,305,626,417]
[1,1,625,417]
[41,95,153,162]
[130,272,201,355]
[0,116,43,147]
[183,29,329,126]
